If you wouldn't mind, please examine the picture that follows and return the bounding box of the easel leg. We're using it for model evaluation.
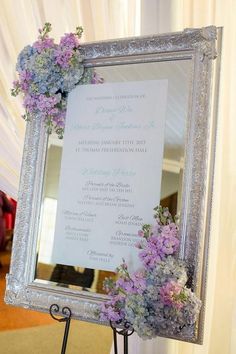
[110,321,134,354]
[113,328,118,354]
[49,304,72,354]
[61,316,71,354]
[124,334,128,354]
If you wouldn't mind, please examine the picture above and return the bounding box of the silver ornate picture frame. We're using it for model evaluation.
[5,26,221,344]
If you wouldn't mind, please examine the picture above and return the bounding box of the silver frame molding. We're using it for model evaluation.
[5,26,220,344]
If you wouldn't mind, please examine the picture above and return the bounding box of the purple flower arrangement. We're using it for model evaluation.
[100,206,201,339]
[11,23,103,138]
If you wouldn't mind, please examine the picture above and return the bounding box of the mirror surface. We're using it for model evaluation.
[35,59,191,294]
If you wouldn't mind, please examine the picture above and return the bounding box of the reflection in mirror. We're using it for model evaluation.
[35,59,191,294]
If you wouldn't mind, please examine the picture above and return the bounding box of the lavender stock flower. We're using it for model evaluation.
[138,221,180,269]
[12,23,103,138]
[33,37,55,53]
[60,33,80,49]
[100,206,201,340]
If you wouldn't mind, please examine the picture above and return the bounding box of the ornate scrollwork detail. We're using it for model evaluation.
[199,44,217,61]
[200,26,217,41]
[50,304,72,322]
[83,26,218,61]
[110,320,134,337]
[5,274,28,305]
[184,26,217,60]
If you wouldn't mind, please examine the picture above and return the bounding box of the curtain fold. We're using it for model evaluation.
[134,1,235,354]
[0,0,141,198]
[171,2,236,354]
[112,1,236,353]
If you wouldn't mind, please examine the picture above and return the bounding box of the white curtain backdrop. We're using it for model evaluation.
[0,1,235,354]
[0,0,141,199]
[112,1,236,353]
[120,1,236,354]
[170,2,236,354]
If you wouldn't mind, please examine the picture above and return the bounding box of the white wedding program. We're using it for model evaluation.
[52,80,168,272]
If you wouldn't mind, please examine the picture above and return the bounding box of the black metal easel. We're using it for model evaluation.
[49,305,134,354]
[110,320,134,354]
[49,304,72,354]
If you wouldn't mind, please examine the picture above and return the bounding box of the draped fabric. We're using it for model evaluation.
[0,1,235,354]
[0,0,141,199]
[169,2,236,354]
[118,1,236,354]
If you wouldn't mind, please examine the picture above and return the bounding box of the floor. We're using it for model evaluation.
[0,251,112,353]
[0,251,54,331]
